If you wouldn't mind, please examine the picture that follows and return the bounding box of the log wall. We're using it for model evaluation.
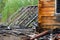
[38,0,59,29]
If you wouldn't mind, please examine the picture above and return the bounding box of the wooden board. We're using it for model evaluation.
[38,0,59,29]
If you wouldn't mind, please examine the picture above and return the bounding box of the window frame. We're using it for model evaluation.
[55,0,60,15]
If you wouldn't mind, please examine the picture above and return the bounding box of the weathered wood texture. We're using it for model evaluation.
[38,0,59,29]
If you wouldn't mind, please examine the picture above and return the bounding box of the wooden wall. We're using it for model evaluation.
[38,0,59,29]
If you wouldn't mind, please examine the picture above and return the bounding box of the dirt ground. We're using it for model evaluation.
[0,34,27,40]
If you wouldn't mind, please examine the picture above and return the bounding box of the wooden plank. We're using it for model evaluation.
[38,0,58,29]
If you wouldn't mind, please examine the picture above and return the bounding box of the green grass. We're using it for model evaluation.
[0,0,38,23]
